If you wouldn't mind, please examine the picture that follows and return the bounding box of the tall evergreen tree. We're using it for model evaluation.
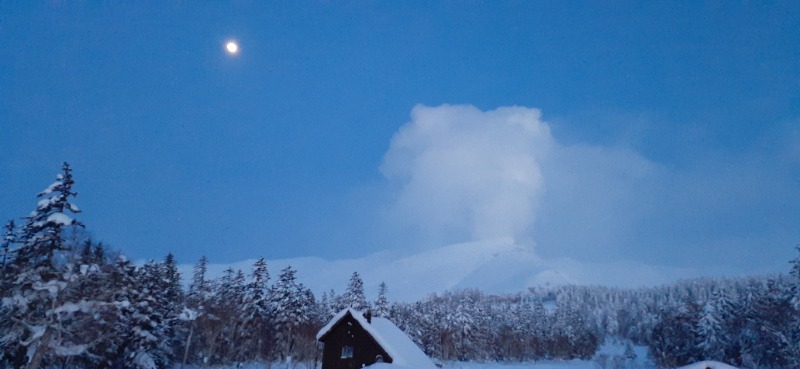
[374,281,390,317]
[135,260,178,369]
[182,256,212,367]
[217,269,246,363]
[1,220,14,275]
[696,296,725,360]
[789,245,800,367]
[160,253,183,364]
[270,265,311,361]
[0,162,89,369]
[107,256,160,369]
[240,257,272,362]
[187,256,211,310]
[342,271,368,311]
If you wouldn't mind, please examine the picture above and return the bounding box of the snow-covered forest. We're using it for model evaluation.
[2,164,800,369]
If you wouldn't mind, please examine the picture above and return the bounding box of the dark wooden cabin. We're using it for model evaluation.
[316,308,436,369]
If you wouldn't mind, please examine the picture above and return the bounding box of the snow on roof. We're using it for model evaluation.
[365,363,412,369]
[317,308,437,369]
[677,360,739,369]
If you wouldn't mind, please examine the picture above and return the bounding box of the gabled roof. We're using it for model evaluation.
[677,361,739,369]
[317,308,437,369]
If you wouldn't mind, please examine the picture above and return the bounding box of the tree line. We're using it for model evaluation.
[2,163,799,369]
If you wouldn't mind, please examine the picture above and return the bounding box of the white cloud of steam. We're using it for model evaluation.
[378,104,798,277]
[381,104,553,244]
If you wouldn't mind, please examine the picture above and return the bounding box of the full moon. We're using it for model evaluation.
[225,41,239,54]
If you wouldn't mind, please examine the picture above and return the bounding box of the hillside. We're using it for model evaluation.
[179,238,708,301]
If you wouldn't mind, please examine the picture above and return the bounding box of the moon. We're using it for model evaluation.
[225,41,239,55]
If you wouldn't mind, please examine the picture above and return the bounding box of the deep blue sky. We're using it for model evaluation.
[1,2,798,276]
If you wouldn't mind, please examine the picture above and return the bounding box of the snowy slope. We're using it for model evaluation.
[177,238,706,302]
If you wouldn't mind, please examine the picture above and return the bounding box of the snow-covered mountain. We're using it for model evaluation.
[178,238,704,302]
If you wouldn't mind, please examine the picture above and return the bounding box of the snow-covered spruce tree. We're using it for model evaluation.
[161,253,184,316]
[98,255,183,369]
[160,253,184,364]
[207,267,246,365]
[181,256,212,367]
[0,162,95,369]
[0,220,16,364]
[750,278,794,368]
[649,301,702,368]
[789,245,800,367]
[342,271,368,311]
[374,281,389,318]
[187,255,211,310]
[451,292,479,361]
[509,299,539,361]
[327,288,342,315]
[1,220,14,280]
[61,238,120,369]
[270,265,313,362]
[623,341,637,365]
[317,291,330,321]
[696,293,725,361]
[217,269,246,363]
[239,257,272,362]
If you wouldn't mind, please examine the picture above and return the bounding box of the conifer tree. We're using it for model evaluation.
[160,253,184,363]
[1,220,14,275]
[696,297,724,360]
[207,267,247,364]
[187,256,211,310]
[270,265,311,361]
[342,271,368,311]
[0,162,89,369]
[374,281,390,317]
[182,256,212,366]
[106,256,152,368]
[788,245,800,367]
[623,341,637,365]
[135,260,177,368]
[327,288,341,315]
[240,257,272,362]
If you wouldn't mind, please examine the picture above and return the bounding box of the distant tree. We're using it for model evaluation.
[240,257,272,362]
[788,245,800,367]
[342,271,368,311]
[374,281,390,317]
[623,341,637,366]
[696,296,725,360]
[327,288,341,315]
[270,265,310,361]
[649,301,701,368]
[105,256,157,369]
[209,267,247,364]
[135,260,178,368]
[161,253,184,315]
[1,220,14,274]
[187,256,212,310]
[182,256,212,366]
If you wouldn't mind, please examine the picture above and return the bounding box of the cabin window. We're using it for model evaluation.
[341,346,353,359]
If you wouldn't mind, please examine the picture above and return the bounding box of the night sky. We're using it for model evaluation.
[1,2,798,279]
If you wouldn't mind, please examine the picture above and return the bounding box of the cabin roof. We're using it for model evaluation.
[317,308,436,369]
[677,360,739,369]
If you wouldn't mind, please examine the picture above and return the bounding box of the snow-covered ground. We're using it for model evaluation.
[179,342,660,369]
[179,362,602,369]
[181,357,739,369]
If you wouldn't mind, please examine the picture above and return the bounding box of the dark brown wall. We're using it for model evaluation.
[320,313,392,369]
